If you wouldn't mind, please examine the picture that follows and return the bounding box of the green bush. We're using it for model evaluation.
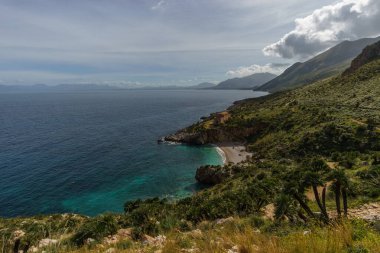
[71,214,118,245]
[130,227,144,241]
[115,240,133,250]
[248,215,265,228]
[348,246,369,253]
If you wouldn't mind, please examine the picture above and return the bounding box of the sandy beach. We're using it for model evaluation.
[216,142,252,164]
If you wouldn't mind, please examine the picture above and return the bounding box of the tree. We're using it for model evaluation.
[328,168,350,218]
[303,158,330,222]
[274,194,307,223]
[248,177,278,212]
[281,170,316,219]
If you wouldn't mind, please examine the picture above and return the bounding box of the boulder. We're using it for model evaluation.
[227,245,239,253]
[216,217,234,225]
[117,228,132,238]
[38,239,58,248]
[142,235,166,247]
[105,248,116,253]
[85,238,96,245]
[186,229,203,239]
[195,165,231,185]
[12,230,25,239]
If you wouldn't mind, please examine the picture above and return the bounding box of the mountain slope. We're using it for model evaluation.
[343,40,380,76]
[257,37,380,92]
[212,72,276,90]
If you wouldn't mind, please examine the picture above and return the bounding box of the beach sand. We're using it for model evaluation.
[216,142,252,164]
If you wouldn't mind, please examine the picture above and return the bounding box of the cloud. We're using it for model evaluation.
[226,63,290,77]
[263,0,380,59]
[0,0,334,85]
[151,0,166,10]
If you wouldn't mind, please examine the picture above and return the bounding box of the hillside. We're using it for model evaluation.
[257,37,380,92]
[212,72,276,90]
[1,51,380,252]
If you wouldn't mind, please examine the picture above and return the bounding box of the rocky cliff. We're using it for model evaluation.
[343,40,380,76]
[164,127,258,145]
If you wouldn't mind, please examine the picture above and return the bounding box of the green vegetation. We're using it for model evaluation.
[1,49,380,252]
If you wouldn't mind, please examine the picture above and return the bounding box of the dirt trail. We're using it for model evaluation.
[328,202,380,221]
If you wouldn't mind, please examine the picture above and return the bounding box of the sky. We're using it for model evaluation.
[0,0,379,87]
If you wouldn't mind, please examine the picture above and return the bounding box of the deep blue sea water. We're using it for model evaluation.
[0,89,266,217]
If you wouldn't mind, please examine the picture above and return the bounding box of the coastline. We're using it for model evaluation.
[215,142,252,165]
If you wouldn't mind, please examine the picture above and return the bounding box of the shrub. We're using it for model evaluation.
[115,240,133,250]
[248,215,265,228]
[71,214,118,245]
[130,227,144,241]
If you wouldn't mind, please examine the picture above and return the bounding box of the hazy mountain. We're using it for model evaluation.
[0,84,118,93]
[135,82,216,90]
[257,37,380,92]
[191,82,216,89]
[212,72,277,90]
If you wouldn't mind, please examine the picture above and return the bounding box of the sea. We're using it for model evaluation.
[0,89,266,217]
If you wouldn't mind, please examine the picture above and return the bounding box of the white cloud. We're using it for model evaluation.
[226,63,289,77]
[263,0,380,59]
[151,0,166,10]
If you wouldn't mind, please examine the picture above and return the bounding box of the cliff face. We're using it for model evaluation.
[343,41,380,76]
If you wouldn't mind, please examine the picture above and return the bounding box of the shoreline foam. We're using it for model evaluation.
[215,146,227,165]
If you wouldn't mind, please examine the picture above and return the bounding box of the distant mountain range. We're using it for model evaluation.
[0,83,219,92]
[191,82,216,89]
[0,84,122,93]
[133,82,217,90]
[210,72,277,90]
[4,37,379,94]
[256,37,380,92]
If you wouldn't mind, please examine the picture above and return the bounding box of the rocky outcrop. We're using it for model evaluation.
[343,40,380,76]
[103,228,132,245]
[142,234,166,247]
[195,165,231,185]
[165,127,259,145]
[38,238,59,248]
[164,131,204,144]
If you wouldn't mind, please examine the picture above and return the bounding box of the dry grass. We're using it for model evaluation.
[7,218,378,253]
[160,221,380,253]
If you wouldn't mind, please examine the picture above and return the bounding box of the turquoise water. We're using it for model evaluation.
[61,145,222,215]
[0,89,266,217]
